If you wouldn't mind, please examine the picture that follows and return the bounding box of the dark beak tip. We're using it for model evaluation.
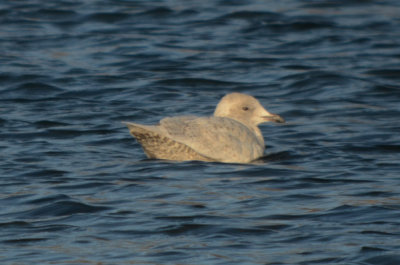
[272,114,285,123]
[263,114,285,123]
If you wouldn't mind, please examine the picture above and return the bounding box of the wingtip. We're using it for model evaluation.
[122,121,136,126]
[121,121,130,127]
[122,122,138,131]
[124,122,146,132]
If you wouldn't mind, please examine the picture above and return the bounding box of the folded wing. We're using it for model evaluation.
[160,116,264,163]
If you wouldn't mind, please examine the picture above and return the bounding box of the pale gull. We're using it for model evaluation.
[125,92,284,163]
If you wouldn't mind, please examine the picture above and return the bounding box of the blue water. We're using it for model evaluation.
[1,0,400,264]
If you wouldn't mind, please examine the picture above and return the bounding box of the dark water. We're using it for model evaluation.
[1,0,400,264]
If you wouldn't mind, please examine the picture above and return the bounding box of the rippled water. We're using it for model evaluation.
[1,0,400,264]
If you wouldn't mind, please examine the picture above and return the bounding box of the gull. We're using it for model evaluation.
[125,93,284,163]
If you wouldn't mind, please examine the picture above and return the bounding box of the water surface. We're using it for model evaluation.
[1,0,400,264]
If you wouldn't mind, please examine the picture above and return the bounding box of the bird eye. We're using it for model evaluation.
[242,106,249,111]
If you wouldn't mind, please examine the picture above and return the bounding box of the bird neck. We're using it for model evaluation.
[215,114,265,147]
[252,126,265,147]
[237,120,264,147]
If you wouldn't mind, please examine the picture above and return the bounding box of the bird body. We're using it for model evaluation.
[125,93,284,163]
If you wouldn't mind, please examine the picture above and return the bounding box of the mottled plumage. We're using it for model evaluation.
[125,93,284,163]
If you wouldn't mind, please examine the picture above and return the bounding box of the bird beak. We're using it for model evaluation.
[263,113,285,123]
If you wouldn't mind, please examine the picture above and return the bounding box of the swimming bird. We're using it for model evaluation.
[125,93,284,163]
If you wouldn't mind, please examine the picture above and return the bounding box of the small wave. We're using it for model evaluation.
[3,237,49,244]
[33,120,69,128]
[365,69,400,80]
[363,254,400,265]
[139,7,174,17]
[220,10,281,21]
[154,78,243,87]
[1,82,63,100]
[85,12,131,23]
[20,201,109,218]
